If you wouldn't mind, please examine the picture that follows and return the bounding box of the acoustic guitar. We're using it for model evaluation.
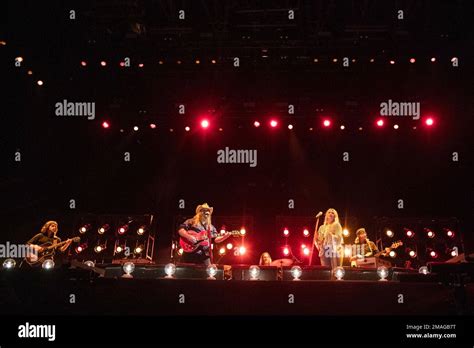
[25,237,80,265]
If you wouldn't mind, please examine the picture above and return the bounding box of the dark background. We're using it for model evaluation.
[3,0,473,264]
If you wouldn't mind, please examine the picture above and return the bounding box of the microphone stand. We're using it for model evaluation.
[206,217,214,265]
[309,214,322,266]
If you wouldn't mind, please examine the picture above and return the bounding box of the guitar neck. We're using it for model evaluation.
[44,239,71,250]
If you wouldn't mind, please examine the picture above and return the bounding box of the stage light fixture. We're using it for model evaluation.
[149,123,156,129]
[288,124,293,130]
[79,224,91,234]
[37,80,43,86]
[283,228,290,237]
[393,124,399,129]
[3,258,16,269]
[249,265,260,280]
[100,61,106,66]
[118,225,129,235]
[333,267,345,280]
[409,58,416,63]
[102,121,110,129]
[119,61,125,67]
[425,117,434,126]
[429,250,438,258]
[134,245,144,254]
[164,263,176,278]
[115,245,123,253]
[342,229,350,237]
[226,243,233,250]
[27,70,33,75]
[283,246,290,256]
[84,260,95,268]
[133,126,139,131]
[386,230,394,238]
[158,60,164,65]
[75,243,87,253]
[446,229,455,238]
[94,245,105,253]
[332,58,338,63]
[431,57,436,62]
[303,247,310,256]
[138,63,144,68]
[185,126,190,131]
[408,250,417,258]
[405,229,414,238]
[42,259,55,270]
[254,121,260,127]
[425,229,435,238]
[122,262,135,278]
[177,248,184,256]
[270,119,278,128]
[389,60,395,65]
[340,125,345,130]
[303,228,310,237]
[377,266,389,281]
[419,266,429,275]
[238,246,246,255]
[219,247,226,255]
[98,224,110,234]
[389,250,397,258]
[137,226,146,235]
[450,248,458,257]
[291,266,302,280]
[195,59,200,64]
[376,119,384,127]
[370,58,375,63]
[80,61,87,67]
[200,119,210,129]
[206,264,218,280]
[15,56,23,63]
[211,59,216,64]
[323,119,331,127]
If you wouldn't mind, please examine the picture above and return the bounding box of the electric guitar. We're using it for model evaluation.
[374,240,403,258]
[179,230,242,253]
[25,237,80,265]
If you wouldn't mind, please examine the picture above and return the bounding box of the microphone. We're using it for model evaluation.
[315,211,323,218]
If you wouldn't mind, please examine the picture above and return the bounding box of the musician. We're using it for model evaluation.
[259,252,272,266]
[350,228,389,267]
[316,208,343,268]
[178,203,231,266]
[27,221,72,253]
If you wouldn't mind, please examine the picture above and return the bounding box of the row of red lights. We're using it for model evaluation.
[101,117,435,130]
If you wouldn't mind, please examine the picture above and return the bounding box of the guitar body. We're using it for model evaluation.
[25,242,56,266]
[179,231,210,253]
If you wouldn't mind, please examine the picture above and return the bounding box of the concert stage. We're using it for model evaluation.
[2,264,472,316]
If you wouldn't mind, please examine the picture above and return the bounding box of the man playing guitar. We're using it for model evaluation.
[25,221,73,266]
[177,203,231,266]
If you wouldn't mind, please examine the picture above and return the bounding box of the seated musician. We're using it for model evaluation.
[177,203,231,266]
[259,252,272,266]
[27,221,71,254]
[350,228,388,267]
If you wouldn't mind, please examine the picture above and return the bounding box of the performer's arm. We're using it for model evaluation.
[214,234,231,244]
[26,234,43,252]
[178,228,197,244]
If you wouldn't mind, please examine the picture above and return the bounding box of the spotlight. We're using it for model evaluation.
[303,228,310,237]
[283,246,290,256]
[340,125,345,130]
[219,247,226,255]
[149,123,156,129]
[377,266,389,281]
[15,56,23,63]
[177,60,182,65]
[195,59,200,64]
[100,61,107,67]
[370,58,375,63]
[419,266,429,275]
[118,225,129,235]
[137,226,146,235]
[249,265,260,280]
[288,124,293,130]
[332,58,338,63]
[450,248,458,257]
[94,245,104,253]
[226,243,233,250]
[115,245,123,253]
[37,80,43,86]
[240,228,246,236]
[291,266,302,280]
[84,260,95,268]
[138,63,144,68]
[386,230,394,238]
[185,126,190,131]
[200,119,210,129]
[429,250,438,258]
[270,119,278,128]
[27,70,33,75]
[425,229,435,238]
[446,229,455,238]
[389,60,395,65]
[158,60,164,65]
[431,57,436,62]
[119,61,125,67]
[122,262,135,278]
[303,247,310,256]
[98,224,110,234]
[425,117,434,126]
[376,119,384,127]
[405,229,414,238]
[134,245,144,254]
[133,126,139,131]
[211,59,216,64]
[409,58,416,64]
[393,124,399,129]
[79,224,91,234]
[301,244,306,249]
[333,267,345,280]
[254,121,260,127]
[283,228,289,237]
[206,264,218,280]
[177,248,184,256]
[75,244,87,253]
[3,258,16,269]
[80,61,87,67]
[164,263,176,278]
[342,229,349,237]
[238,246,246,255]
[42,259,55,270]
[323,119,331,127]
[102,121,110,129]
[408,250,417,258]
[389,250,397,258]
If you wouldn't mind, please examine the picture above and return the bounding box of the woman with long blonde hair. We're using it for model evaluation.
[316,208,343,268]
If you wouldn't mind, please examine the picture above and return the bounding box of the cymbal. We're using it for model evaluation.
[270,258,294,267]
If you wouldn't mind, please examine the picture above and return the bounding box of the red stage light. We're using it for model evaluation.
[119,62,125,67]
[100,61,106,67]
[80,61,87,67]
[303,229,310,237]
[201,119,210,129]
[270,120,278,128]
[283,228,290,237]
[406,229,414,238]
[239,246,246,255]
[254,121,260,127]
[376,119,384,127]
[226,243,233,250]
[446,230,455,238]
[138,63,144,68]
[425,117,434,126]
[389,60,395,65]
[149,123,157,129]
[283,247,290,256]
[430,250,438,258]
[431,57,436,63]
[409,58,416,64]
[323,119,331,127]
[102,121,110,129]
[288,124,294,130]
[303,247,310,256]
